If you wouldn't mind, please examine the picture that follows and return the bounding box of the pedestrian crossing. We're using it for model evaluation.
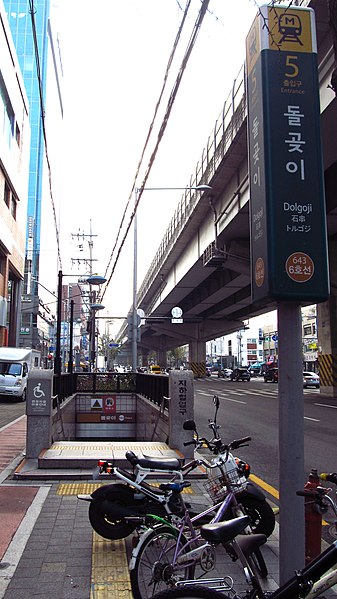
[197,381,320,401]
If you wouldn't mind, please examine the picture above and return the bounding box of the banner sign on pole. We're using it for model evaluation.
[246,5,329,303]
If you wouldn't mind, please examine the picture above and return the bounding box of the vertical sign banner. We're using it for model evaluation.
[246,5,329,303]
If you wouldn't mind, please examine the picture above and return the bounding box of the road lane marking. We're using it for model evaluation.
[304,416,320,421]
[315,403,337,409]
[219,397,247,404]
[249,473,279,500]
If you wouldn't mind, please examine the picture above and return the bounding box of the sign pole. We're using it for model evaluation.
[246,5,329,581]
[278,302,304,580]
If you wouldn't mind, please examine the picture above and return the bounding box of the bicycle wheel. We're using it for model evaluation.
[239,495,275,537]
[130,526,195,599]
[88,485,137,539]
[151,585,230,598]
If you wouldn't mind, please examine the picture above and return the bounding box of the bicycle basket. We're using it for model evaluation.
[204,468,246,502]
[223,466,247,493]
[204,475,228,503]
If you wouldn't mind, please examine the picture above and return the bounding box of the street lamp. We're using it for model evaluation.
[132,184,212,371]
[54,270,106,378]
[89,302,105,371]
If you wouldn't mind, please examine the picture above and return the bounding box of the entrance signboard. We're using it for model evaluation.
[246,5,329,303]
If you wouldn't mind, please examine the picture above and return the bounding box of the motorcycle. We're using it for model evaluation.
[78,451,195,539]
[78,395,275,540]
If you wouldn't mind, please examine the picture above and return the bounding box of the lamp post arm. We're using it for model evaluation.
[55,270,63,376]
[132,188,138,371]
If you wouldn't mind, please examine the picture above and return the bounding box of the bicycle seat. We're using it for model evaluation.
[235,533,267,556]
[200,515,250,543]
[125,451,182,471]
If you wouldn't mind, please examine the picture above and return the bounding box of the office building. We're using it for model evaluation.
[0,0,30,347]
[4,0,63,361]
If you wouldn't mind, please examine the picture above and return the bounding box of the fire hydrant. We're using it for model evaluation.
[303,468,323,564]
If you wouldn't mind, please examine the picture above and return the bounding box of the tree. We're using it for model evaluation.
[167,346,188,368]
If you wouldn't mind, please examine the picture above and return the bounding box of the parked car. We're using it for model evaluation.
[303,371,320,388]
[230,367,250,382]
[150,364,162,374]
[264,367,278,383]
[248,365,262,377]
[218,367,233,378]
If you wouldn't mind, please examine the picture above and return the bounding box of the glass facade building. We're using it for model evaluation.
[4,1,63,362]
[4,0,50,286]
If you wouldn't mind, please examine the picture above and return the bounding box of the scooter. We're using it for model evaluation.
[78,451,197,540]
[78,396,275,540]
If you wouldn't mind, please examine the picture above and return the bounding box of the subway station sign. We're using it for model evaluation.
[246,5,329,303]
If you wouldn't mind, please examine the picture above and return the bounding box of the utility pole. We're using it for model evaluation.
[70,221,98,371]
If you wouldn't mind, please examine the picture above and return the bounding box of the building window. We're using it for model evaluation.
[3,180,17,220]
[303,324,312,336]
[4,181,10,207]
[15,122,21,147]
[0,250,6,276]
[228,340,232,356]
[0,73,14,148]
[11,196,17,219]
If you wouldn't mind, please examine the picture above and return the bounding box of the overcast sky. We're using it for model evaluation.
[55,0,266,336]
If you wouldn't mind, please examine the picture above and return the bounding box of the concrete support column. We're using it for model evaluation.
[157,350,167,369]
[168,369,194,458]
[317,239,337,396]
[189,339,206,378]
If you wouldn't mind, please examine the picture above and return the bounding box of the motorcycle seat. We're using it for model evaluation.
[126,450,182,471]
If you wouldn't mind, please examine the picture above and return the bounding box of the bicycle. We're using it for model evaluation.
[130,514,267,599]
[129,397,274,598]
[81,395,274,545]
[147,518,337,599]
[319,472,337,540]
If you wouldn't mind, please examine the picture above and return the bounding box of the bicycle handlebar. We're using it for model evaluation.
[320,472,337,485]
[296,488,328,499]
[183,433,252,456]
[230,436,252,450]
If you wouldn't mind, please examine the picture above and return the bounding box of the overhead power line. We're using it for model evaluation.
[29,0,63,269]
[101,0,210,301]
[103,0,192,281]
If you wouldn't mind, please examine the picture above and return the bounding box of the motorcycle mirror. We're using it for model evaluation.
[213,395,220,409]
[183,420,197,431]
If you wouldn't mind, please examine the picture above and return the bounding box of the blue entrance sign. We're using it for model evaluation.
[246,6,329,303]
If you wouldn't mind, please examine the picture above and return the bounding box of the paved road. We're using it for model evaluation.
[194,376,337,545]
[0,383,337,596]
[0,398,25,429]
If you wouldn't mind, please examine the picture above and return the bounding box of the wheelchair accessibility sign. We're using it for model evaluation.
[33,383,46,398]
[26,370,53,416]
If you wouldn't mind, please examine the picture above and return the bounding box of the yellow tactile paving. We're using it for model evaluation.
[57,482,194,495]
[55,481,196,597]
[90,533,133,598]
[50,442,170,451]
[57,482,104,495]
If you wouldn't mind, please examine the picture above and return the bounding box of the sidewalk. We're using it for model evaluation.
[0,417,335,598]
